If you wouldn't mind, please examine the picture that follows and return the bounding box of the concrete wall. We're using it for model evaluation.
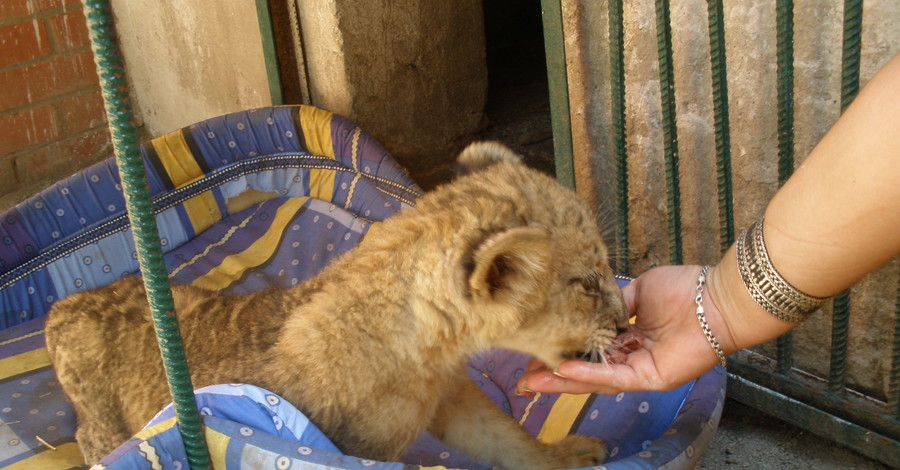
[110,0,273,138]
[561,0,900,399]
[297,0,488,189]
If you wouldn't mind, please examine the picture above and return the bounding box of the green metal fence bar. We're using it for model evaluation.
[728,349,899,460]
[254,0,284,106]
[728,372,900,468]
[609,0,630,276]
[840,0,864,112]
[81,1,211,468]
[828,0,864,395]
[891,277,900,416]
[829,291,852,393]
[540,0,576,189]
[774,0,796,376]
[705,0,734,255]
[654,0,683,265]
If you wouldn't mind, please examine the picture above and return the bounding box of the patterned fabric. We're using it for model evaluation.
[0,106,724,469]
[0,105,419,326]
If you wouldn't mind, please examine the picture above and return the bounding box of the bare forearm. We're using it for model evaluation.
[767,53,900,297]
[711,53,900,352]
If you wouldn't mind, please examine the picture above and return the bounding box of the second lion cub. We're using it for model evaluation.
[46,142,628,469]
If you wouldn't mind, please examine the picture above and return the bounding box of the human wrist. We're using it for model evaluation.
[706,246,796,353]
[693,266,727,368]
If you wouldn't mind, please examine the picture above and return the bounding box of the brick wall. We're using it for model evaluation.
[1,0,111,211]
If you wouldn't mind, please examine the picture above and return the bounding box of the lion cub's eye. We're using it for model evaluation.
[570,270,603,297]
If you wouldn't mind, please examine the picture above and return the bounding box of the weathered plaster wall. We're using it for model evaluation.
[298,0,488,189]
[562,0,899,399]
[110,0,272,137]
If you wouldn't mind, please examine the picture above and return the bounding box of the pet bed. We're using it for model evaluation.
[0,105,725,469]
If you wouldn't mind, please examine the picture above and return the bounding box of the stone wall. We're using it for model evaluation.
[561,0,899,399]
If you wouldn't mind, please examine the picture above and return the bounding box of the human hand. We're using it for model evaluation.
[517,265,733,395]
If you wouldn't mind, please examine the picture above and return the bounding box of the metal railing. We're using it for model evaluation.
[541,0,899,466]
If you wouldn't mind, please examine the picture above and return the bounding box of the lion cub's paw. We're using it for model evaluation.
[548,435,608,469]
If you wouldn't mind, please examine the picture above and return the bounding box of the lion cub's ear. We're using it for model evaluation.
[455,141,523,176]
[469,227,552,307]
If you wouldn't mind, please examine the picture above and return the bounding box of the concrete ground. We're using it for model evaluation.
[698,399,889,469]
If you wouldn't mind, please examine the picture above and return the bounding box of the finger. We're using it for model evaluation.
[525,358,548,373]
[518,369,611,396]
[555,361,639,389]
[520,360,652,395]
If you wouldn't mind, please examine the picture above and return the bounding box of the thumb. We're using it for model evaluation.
[621,277,639,317]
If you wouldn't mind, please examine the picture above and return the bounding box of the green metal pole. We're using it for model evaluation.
[608,0,630,276]
[706,0,734,254]
[255,0,284,106]
[654,0,683,265]
[540,0,576,189]
[81,1,211,468]
[829,0,864,395]
[774,0,796,376]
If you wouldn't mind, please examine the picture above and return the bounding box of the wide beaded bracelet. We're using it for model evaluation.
[735,218,829,323]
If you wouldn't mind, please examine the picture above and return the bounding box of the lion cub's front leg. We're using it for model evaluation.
[429,380,607,470]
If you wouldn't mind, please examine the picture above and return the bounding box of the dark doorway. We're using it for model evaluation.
[479,0,555,176]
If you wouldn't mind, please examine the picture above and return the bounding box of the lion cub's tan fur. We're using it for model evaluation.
[45,142,627,469]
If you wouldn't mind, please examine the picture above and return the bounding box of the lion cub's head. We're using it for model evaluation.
[415,142,629,369]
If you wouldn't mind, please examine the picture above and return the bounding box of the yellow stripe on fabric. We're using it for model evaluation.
[169,203,265,279]
[362,221,382,241]
[309,168,336,202]
[536,393,591,444]
[191,198,308,291]
[133,416,178,442]
[299,106,335,158]
[5,442,84,469]
[151,130,222,234]
[0,347,50,380]
[204,426,231,470]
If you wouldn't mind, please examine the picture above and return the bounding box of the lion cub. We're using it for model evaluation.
[45,142,628,469]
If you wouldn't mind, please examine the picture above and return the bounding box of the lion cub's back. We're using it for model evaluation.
[45,276,155,358]
[44,277,178,431]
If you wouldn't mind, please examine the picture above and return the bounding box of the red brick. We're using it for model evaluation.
[0,20,52,68]
[48,7,89,51]
[0,0,64,21]
[68,48,101,85]
[15,142,62,185]
[0,59,58,109]
[16,127,111,184]
[0,50,100,109]
[58,89,107,134]
[63,127,111,165]
[0,105,59,155]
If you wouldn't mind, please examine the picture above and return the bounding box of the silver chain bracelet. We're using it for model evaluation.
[695,265,727,368]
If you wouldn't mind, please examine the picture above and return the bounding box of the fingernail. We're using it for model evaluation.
[553,369,568,378]
[515,380,535,399]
